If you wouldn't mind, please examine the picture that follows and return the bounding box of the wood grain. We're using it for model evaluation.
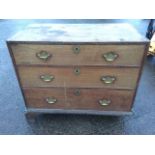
[26,108,132,115]
[8,23,148,42]
[11,44,145,67]
[6,23,148,115]
[18,66,139,89]
[24,88,134,111]
[66,88,134,111]
[24,88,66,109]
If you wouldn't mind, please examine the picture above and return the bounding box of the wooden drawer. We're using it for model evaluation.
[24,88,134,111]
[11,44,145,67]
[24,88,66,109]
[65,88,134,111]
[18,66,139,89]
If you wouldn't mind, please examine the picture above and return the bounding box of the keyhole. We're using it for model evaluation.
[74,68,80,75]
[74,89,81,96]
[73,46,80,54]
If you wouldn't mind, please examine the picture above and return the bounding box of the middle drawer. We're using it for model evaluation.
[18,66,139,89]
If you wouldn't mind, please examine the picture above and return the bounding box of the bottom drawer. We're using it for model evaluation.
[66,88,134,111]
[24,88,66,109]
[23,88,134,112]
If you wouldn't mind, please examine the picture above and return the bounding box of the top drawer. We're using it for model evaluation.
[10,44,145,67]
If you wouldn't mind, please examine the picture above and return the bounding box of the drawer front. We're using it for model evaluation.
[24,88,134,111]
[18,66,139,89]
[66,88,134,111]
[24,88,66,109]
[11,44,145,67]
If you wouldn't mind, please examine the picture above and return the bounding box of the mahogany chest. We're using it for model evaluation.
[7,23,149,115]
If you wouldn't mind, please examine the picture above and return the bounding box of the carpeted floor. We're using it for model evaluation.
[0,19,155,134]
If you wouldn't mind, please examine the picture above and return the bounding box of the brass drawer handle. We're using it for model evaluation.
[101,76,116,84]
[46,97,57,104]
[36,50,52,61]
[40,75,55,82]
[102,51,118,62]
[99,99,111,106]
[72,46,80,54]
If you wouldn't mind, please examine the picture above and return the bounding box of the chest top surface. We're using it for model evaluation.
[8,23,148,43]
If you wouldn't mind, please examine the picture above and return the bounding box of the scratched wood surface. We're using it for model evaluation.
[7,23,148,115]
[24,87,134,111]
[8,23,148,43]
[11,44,145,67]
[24,88,66,109]
[17,66,139,90]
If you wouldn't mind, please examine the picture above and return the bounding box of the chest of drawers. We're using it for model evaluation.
[7,23,149,115]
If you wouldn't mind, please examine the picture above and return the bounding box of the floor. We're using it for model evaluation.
[0,19,155,135]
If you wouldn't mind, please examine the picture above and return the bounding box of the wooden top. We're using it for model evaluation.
[8,23,148,43]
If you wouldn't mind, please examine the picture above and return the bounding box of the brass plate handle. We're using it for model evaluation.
[40,75,55,82]
[72,46,80,54]
[46,97,57,104]
[101,76,116,84]
[36,50,52,61]
[74,68,80,75]
[102,51,118,62]
[99,99,111,106]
